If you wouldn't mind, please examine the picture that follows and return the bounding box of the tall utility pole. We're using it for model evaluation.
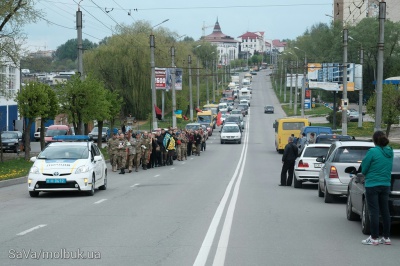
[289,62,293,109]
[212,60,216,103]
[206,61,209,104]
[197,59,200,108]
[171,46,177,128]
[375,1,386,132]
[294,60,299,116]
[284,63,287,103]
[342,29,348,135]
[150,35,157,130]
[280,59,283,97]
[358,46,364,128]
[188,55,193,121]
[76,4,83,79]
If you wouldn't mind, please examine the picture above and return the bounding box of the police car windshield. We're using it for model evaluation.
[38,146,89,160]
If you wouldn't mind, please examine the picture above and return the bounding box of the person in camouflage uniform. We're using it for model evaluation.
[141,131,152,170]
[127,132,139,173]
[107,133,119,172]
[116,133,129,174]
[181,131,188,160]
[133,132,143,172]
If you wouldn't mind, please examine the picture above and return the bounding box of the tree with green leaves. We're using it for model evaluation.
[0,1,42,64]
[16,82,50,160]
[55,74,114,138]
[55,38,98,62]
[366,85,400,137]
[84,21,204,121]
[39,86,58,151]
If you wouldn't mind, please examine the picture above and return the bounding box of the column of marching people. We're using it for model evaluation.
[107,127,208,174]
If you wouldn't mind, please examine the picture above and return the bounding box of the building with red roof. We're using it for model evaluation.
[202,19,240,65]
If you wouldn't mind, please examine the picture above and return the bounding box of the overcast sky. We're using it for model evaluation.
[24,0,333,51]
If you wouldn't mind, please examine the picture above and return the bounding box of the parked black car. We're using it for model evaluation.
[345,150,400,234]
[1,131,23,153]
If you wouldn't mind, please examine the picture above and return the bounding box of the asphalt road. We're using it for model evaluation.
[0,70,399,266]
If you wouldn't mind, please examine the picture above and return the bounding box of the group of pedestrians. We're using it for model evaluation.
[107,127,208,175]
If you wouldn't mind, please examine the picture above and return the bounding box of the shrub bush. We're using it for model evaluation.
[326,112,342,127]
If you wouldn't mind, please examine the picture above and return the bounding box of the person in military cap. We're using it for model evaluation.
[176,131,182,161]
[107,133,119,172]
[116,133,129,174]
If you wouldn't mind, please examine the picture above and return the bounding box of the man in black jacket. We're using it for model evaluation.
[280,136,299,186]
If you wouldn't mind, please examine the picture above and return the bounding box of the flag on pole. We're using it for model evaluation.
[175,110,183,118]
[154,105,162,120]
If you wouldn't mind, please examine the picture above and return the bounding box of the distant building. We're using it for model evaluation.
[0,60,20,131]
[28,50,55,58]
[265,39,287,53]
[333,0,399,25]
[237,31,266,58]
[202,19,240,65]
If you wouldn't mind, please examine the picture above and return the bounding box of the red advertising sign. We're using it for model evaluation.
[155,68,166,89]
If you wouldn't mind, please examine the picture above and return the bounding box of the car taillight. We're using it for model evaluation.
[329,166,339,178]
[298,160,309,168]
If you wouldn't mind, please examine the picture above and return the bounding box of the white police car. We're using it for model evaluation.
[28,135,107,197]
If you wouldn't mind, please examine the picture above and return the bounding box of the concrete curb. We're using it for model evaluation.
[0,176,27,188]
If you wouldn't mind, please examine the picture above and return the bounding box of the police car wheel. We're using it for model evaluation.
[87,176,95,196]
[29,191,39,197]
[99,172,107,190]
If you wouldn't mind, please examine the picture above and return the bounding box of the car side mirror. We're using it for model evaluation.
[345,166,357,174]
[94,155,103,162]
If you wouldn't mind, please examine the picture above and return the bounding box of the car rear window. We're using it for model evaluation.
[332,146,371,163]
[303,147,330,158]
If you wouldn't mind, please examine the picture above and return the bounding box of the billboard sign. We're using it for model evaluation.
[155,68,167,89]
[307,63,362,91]
[155,67,183,90]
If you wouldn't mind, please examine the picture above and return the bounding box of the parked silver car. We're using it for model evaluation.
[316,141,375,203]
[294,144,331,188]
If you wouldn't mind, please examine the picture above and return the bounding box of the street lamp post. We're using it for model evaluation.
[150,19,169,130]
[193,45,201,108]
[349,36,364,128]
[188,55,193,121]
[295,47,307,118]
[289,52,299,115]
[342,29,349,136]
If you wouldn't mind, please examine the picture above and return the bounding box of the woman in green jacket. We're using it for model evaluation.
[361,131,393,245]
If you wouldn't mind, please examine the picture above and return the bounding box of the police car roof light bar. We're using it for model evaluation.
[52,135,90,141]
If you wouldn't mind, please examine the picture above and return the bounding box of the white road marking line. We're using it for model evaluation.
[193,115,250,266]
[130,183,140,188]
[170,168,175,170]
[154,174,160,177]
[191,158,194,160]
[94,199,107,204]
[213,114,251,265]
[182,162,186,165]
[17,224,47,236]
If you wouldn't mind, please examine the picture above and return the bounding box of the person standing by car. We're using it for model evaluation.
[280,136,298,186]
[360,131,393,245]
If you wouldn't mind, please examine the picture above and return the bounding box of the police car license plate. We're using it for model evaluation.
[46,179,67,184]
[314,163,322,168]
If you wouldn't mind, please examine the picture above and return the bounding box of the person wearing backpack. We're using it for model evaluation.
[280,136,299,186]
